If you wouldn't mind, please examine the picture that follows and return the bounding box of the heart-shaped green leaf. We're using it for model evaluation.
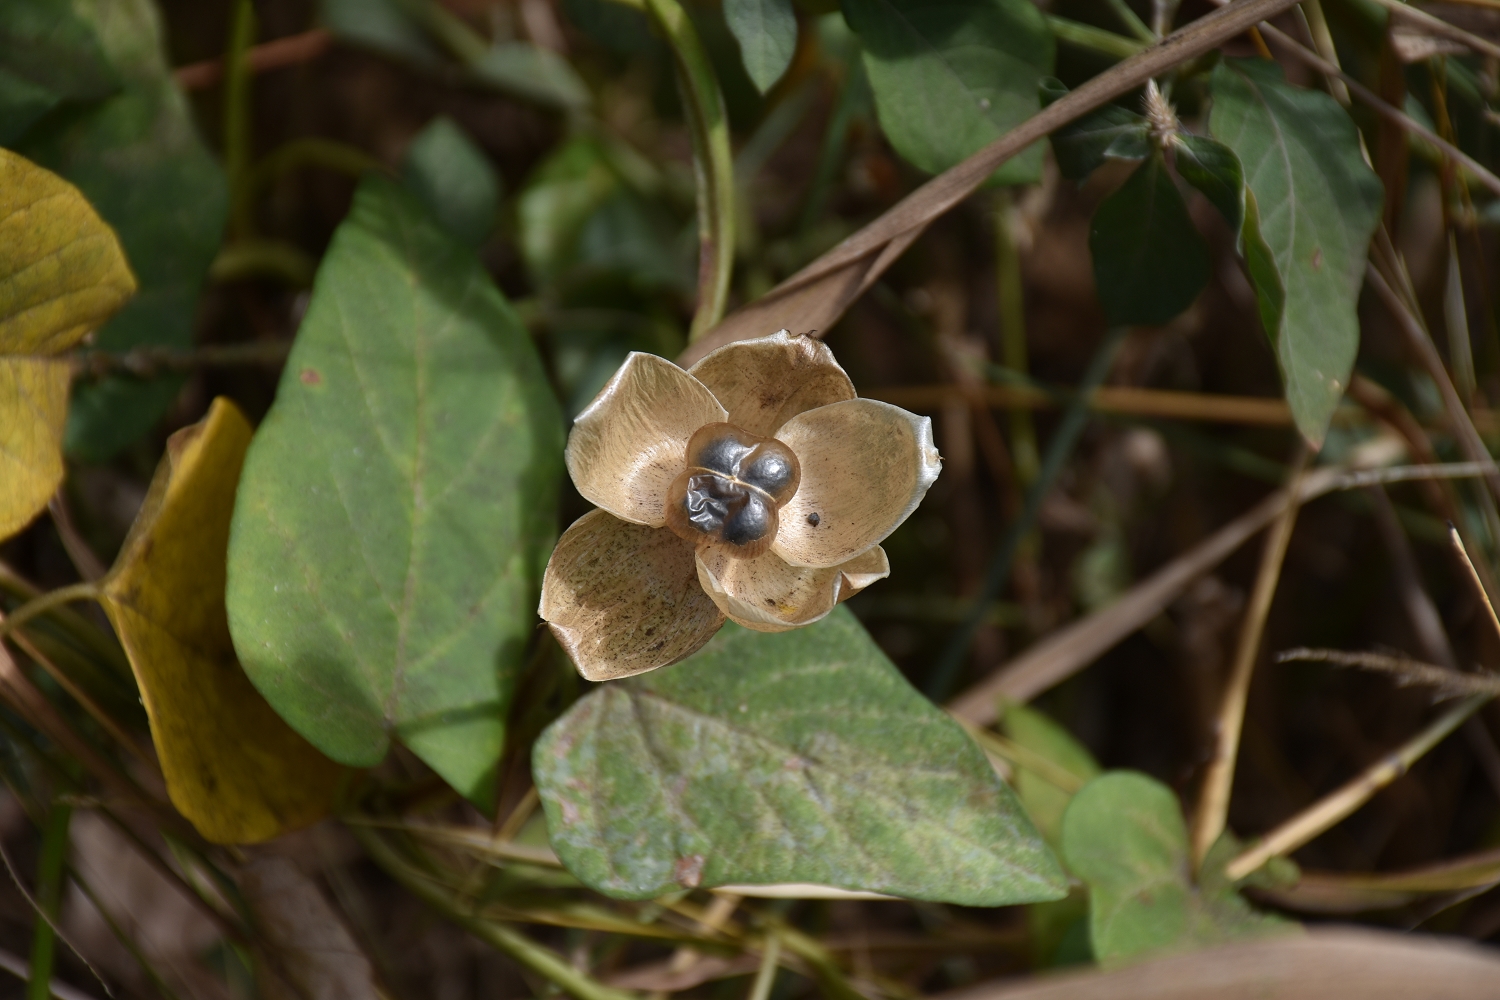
[1089,151,1209,327]
[15,0,227,463]
[1209,59,1382,446]
[227,176,564,808]
[843,0,1054,183]
[1061,771,1294,963]
[534,607,1067,904]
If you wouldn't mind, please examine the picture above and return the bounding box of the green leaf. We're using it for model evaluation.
[534,608,1067,904]
[401,116,502,247]
[1061,771,1294,963]
[15,0,226,463]
[518,137,620,285]
[226,176,565,808]
[1209,58,1383,446]
[1089,151,1209,327]
[1173,133,1243,233]
[469,42,592,111]
[1041,79,1149,182]
[843,0,1054,183]
[999,701,1099,847]
[0,0,118,144]
[725,0,798,93]
[319,0,445,65]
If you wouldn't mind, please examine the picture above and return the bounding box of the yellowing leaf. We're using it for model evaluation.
[0,147,135,540]
[100,398,345,844]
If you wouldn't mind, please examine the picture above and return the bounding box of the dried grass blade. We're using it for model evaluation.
[948,465,1347,722]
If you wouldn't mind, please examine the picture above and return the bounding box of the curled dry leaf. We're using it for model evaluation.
[541,331,940,679]
[0,148,135,540]
[101,398,345,844]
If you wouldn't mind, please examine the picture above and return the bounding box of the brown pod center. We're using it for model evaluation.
[664,423,801,557]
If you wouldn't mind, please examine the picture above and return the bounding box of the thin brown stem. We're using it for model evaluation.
[1191,451,1309,869]
[1225,694,1491,879]
[174,28,332,90]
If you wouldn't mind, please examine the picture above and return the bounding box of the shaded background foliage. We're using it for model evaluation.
[8,0,1500,994]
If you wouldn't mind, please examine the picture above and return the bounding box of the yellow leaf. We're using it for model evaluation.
[0,148,136,540]
[100,398,346,844]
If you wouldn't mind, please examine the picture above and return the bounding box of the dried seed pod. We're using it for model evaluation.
[665,423,801,556]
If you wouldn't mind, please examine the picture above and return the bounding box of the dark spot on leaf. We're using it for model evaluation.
[300,368,322,385]
[674,854,705,888]
[807,512,820,527]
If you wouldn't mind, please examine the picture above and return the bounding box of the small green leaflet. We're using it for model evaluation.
[535,608,1067,904]
[401,116,502,247]
[1041,79,1149,182]
[999,700,1100,847]
[227,177,564,809]
[1174,132,1244,233]
[1210,59,1383,446]
[843,0,1054,183]
[1090,151,1209,327]
[1061,771,1294,963]
[724,0,798,94]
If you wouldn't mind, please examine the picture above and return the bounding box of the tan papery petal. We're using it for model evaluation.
[540,510,725,680]
[566,352,726,527]
[772,399,941,568]
[696,544,889,633]
[689,329,855,437]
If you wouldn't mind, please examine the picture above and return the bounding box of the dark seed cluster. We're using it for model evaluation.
[665,423,801,557]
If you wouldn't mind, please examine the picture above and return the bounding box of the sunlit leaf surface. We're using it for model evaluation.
[535,607,1067,903]
[1062,771,1293,963]
[227,176,564,809]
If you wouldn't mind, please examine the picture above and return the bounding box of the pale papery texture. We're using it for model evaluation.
[540,509,724,681]
[696,543,890,632]
[771,399,943,568]
[541,332,941,679]
[564,352,726,527]
[688,329,856,436]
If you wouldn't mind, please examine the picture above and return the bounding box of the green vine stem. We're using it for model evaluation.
[224,0,259,238]
[350,824,639,1000]
[621,0,735,341]
[25,796,73,1000]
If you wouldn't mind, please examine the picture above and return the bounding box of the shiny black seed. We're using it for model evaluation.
[692,434,753,476]
[682,473,742,534]
[742,448,795,495]
[722,492,774,547]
